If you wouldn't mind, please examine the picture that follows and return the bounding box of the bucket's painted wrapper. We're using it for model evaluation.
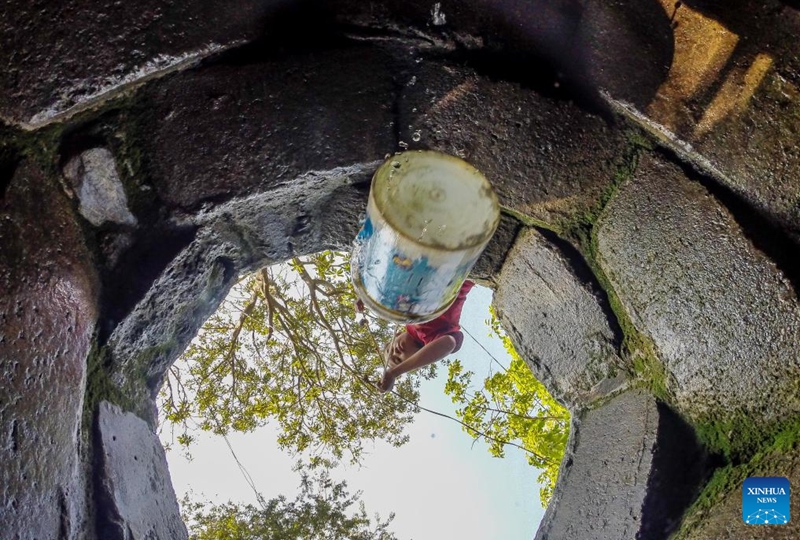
[351,151,499,323]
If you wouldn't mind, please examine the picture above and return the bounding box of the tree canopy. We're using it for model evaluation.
[443,310,569,504]
[160,250,569,505]
[160,252,436,467]
[182,470,399,540]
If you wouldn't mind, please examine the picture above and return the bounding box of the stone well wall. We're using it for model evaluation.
[2,1,800,539]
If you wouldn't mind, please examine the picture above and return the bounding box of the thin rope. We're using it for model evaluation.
[180,415,270,511]
[461,325,509,373]
[209,310,552,501]
[385,384,551,463]
[221,433,270,510]
[363,320,553,464]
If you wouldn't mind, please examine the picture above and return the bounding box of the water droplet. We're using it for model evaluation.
[412,130,421,142]
[431,3,446,26]
[391,161,401,169]
[417,218,434,241]
[407,76,417,86]
[399,141,409,149]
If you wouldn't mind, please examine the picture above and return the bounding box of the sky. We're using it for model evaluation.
[164,285,548,540]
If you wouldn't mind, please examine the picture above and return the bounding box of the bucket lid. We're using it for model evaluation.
[371,151,500,251]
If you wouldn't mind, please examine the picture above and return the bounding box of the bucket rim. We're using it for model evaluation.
[370,150,500,252]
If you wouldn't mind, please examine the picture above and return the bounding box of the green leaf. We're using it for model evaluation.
[183,470,400,540]
[159,252,418,467]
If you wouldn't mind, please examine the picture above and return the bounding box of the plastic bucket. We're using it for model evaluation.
[351,150,500,323]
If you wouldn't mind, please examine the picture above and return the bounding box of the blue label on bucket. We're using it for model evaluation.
[356,215,374,242]
[380,253,438,312]
[351,210,476,321]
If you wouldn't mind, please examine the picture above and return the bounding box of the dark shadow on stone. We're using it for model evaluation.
[334,0,590,112]
[638,402,722,540]
[569,0,674,111]
[57,122,202,343]
[470,215,521,283]
[92,414,126,540]
[206,0,634,122]
[663,148,800,299]
[331,0,673,111]
[0,152,18,201]
[535,226,624,351]
[98,224,198,343]
[58,486,70,539]
[680,0,765,30]
[448,48,611,120]
[58,132,108,165]
[680,0,799,87]
[203,0,359,67]
[0,128,20,201]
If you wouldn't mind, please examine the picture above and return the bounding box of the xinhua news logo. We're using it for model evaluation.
[742,477,790,525]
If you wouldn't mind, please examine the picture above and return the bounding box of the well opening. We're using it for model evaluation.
[157,249,569,537]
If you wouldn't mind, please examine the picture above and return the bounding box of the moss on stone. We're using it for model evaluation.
[0,91,149,201]
[0,124,22,167]
[695,416,755,462]
[674,417,800,539]
[583,248,669,401]
[110,97,163,214]
[510,124,800,538]
[0,122,64,178]
[498,131,672,401]
[571,133,672,401]
[559,129,648,239]
[693,406,800,464]
[499,205,558,233]
[133,340,178,376]
[83,339,136,431]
